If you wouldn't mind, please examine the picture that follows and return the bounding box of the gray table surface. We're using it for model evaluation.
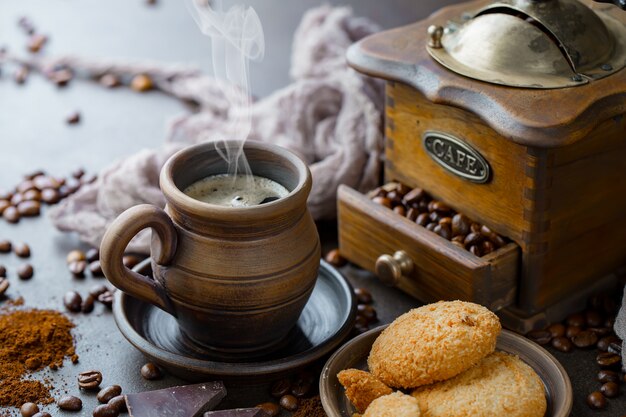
[0,0,624,416]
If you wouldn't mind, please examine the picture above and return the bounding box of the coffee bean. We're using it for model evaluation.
[67,250,86,264]
[64,291,83,312]
[547,323,566,338]
[122,255,142,269]
[41,189,61,204]
[0,190,12,201]
[431,201,451,213]
[11,193,25,206]
[402,188,425,205]
[93,404,119,417]
[66,111,81,125]
[0,200,9,215]
[255,403,280,417]
[386,190,402,204]
[27,34,47,53]
[3,206,20,223]
[270,378,291,398]
[291,374,313,398]
[490,234,507,248]
[481,240,495,255]
[99,73,122,88]
[108,395,126,412]
[0,265,6,277]
[526,330,552,345]
[600,382,619,398]
[98,290,115,308]
[78,370,102,390]
[354,287,372,304]
[425,223,437,232]
[572,330,598,348]
[0,278,9,296]
[566,325,582,338]
[131,74,153,92]
[86,248,100,263]
[598,370,621,384]
[325,249,347,268]
[279,394,298,411]
[18,264,34,280]
[416,213,429,227]
[588,327,612,337]
[391,205,405,216]
[353,323,369,335]
[451,214,470,236]
[97,385,122,404]
[598,336,621,352]
[89,260,104,277]
[468,245,482,257]
[354,315,369,328]
[140,362,162,380]
[585,310,604,327]
[89,284,109,298]
[51,69,73,87]
[551,336,573,353]
[566,312,586,327]
[464,233,483,247]
[82,295,95,313]
[69,261,87,278]
[17,201,40,217]
[470,223,482,234]
[597,352,621,368]
[428,211,441,223]
[58,395,83,411]
[23,189,41,201]
[14,243,30,258]
[20,402,39,417]
[405,207,418,221]
[357,304,377,323]
[433,224,452,240]
[417,200,429,211]
[0,240,10,253]
[14,66,29,84]
[372,196,392,208]
[586,391,606,409]
[438,216,452,227]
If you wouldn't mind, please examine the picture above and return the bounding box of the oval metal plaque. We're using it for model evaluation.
[423,131,490,183]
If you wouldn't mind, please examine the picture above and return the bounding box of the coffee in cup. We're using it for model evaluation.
[183,174,289,207]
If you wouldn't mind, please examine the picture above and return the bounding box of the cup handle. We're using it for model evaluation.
[100,204,178,316]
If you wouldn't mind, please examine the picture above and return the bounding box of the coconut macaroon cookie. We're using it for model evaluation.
[337,369,393,413]
[367,301,501,388]
[363,392,422,417]
[411,351,547,417]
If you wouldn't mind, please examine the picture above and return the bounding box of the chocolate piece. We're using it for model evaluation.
[125,382,226,417]
[203,409,269,417]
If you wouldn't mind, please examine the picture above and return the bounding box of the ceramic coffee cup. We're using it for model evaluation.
[100,141,321,352]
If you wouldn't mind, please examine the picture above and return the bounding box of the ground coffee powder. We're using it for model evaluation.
[292,395,327,417]
[0,309,77,406]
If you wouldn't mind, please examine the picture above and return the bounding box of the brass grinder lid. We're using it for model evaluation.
[427,0,626,88]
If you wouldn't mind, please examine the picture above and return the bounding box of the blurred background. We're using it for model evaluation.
[0,0,460,188]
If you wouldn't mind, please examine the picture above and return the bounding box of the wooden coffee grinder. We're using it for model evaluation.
[339,0,626,330]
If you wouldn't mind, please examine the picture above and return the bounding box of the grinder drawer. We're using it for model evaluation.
[338,185,519,311]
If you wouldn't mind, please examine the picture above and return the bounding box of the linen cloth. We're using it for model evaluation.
[46,6,384,253]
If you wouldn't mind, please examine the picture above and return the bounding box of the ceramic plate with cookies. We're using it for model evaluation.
[320,301,572,417]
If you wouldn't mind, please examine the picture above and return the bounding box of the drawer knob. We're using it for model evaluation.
[375,250,414,287]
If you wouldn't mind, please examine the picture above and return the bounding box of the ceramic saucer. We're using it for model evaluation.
[113,259,356,383]
[320,325,573,417]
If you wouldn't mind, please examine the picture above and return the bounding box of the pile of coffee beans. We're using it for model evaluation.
[256,370,318,416]
[368,182,507,257]
[63,283,115,314]
[353,287,377,336]
[0,240,34,297]
[0,169,95,224]
[525,292,624,410]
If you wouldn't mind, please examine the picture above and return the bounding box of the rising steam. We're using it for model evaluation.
[186,0,265,178]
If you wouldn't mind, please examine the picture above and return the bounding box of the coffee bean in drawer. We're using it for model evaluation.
[368,182,508,257]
